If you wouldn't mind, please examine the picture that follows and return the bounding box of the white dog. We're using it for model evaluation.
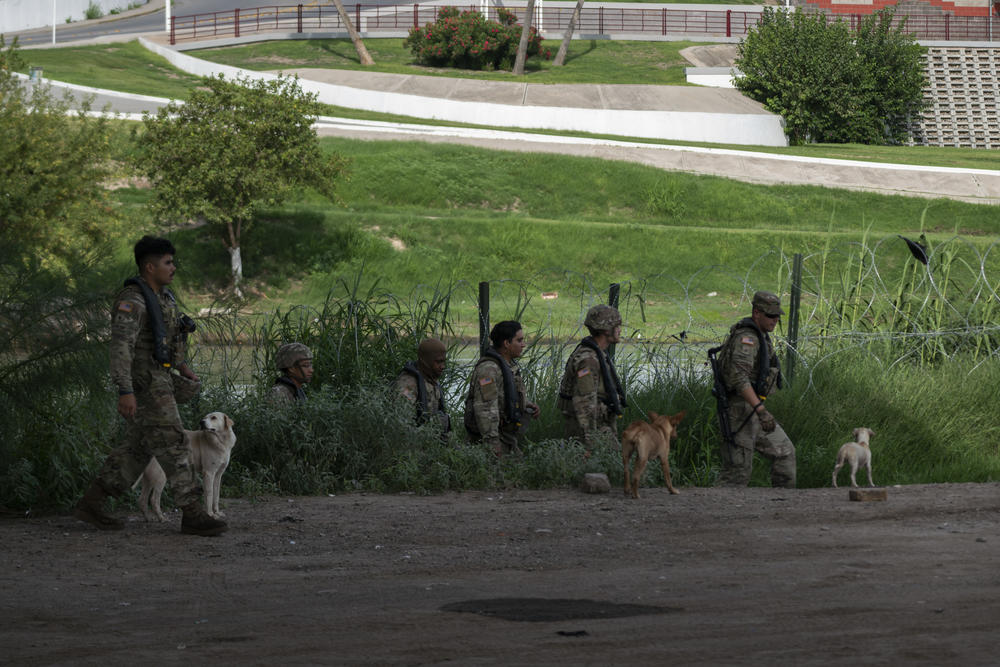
[135,412,237,521]
[832,427,876,488]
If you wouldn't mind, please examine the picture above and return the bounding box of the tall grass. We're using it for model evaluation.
[799,222,1000,363]
[0,244,128,513]
[4,254,999,513]
[177,245,1000,503]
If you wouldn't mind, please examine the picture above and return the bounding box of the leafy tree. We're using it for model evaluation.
[853,10,927,145]
[735,8,925,145]
[1,37,124,509]
[1,37,119,276]
[134,74,348,294]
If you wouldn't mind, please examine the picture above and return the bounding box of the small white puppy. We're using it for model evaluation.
[832,427,876,488]
[135,412,237,521]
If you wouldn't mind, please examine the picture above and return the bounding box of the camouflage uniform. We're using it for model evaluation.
[395,367,450,434]
[94,280,201,505]
[270,379,304,404]
[558,343,621,447]
[463,355,530,455]
[717,308,796,488]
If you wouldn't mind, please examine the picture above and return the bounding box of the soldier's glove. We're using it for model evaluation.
[757,407,776,433]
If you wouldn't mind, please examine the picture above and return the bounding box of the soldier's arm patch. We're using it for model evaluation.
[117,302,134,313]
[741,336,755,345]
[476,375,498,402]
[577,368,591,378]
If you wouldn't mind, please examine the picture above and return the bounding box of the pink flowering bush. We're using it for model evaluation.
[405,6,546,71]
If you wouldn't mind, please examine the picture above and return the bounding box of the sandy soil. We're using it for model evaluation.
[3,482,999,665]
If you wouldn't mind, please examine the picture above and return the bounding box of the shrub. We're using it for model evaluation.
[1,37,127,512]
[84,2,103,20]
[405,6,545,71]
[735,8,925,145]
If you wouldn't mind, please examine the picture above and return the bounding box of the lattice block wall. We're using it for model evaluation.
[911,47,1000,148]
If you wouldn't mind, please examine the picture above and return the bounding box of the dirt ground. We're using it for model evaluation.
[3,482,999,665]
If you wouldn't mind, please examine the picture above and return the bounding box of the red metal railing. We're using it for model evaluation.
[168,4,998,45]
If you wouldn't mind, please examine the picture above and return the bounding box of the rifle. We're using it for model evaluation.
[707,344,735,450]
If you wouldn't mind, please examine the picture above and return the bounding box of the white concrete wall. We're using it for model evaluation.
[139,37,788,147]
[684,67,741,88]
[1,0,140,34]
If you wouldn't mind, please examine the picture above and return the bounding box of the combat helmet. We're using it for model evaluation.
[584,304,622,333]
[275,342,312,371]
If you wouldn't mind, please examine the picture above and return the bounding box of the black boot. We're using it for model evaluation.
[181,503,228,536]
[73,481,124,530]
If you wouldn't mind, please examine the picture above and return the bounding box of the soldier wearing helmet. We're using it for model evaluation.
[715,290,796,488]
[558,304,626,449]
[271,342,314,403]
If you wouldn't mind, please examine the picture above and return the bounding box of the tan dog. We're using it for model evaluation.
[621,410,686,499]
[832,427,876,488]
[135,412,237,521]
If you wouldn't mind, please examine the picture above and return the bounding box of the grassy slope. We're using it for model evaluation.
[17,39,1000,170]
[109,137,999,335]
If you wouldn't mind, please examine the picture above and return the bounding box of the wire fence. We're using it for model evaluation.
[187,235,1000,408]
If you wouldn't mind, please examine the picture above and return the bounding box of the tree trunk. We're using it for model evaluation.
[553,0,584,67]
[224,220,244,297]
[331,0,375,66]
[512,0,538,76]
[228,246,244,298]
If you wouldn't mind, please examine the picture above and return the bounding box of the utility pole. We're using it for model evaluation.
[165,0,171,32]
[52,0,56,45]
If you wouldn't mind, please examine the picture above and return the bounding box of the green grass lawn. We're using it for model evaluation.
[191,37,695,85]
[17,40,205,100]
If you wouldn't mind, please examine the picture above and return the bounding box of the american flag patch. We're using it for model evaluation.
[577,368,591,377]
[479,377,493,386]
[741,336,755,345]
[117,302,134,313]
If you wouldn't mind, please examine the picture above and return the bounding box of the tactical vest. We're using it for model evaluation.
[123,277,177,366]
[463,351,522,435]
[401,362,447,426]
[274,375,306,402]
[720,317,782,397]
[558,337,625,415]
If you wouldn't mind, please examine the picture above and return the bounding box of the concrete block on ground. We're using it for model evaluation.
[581,473,611,494]
[849,488,888,502]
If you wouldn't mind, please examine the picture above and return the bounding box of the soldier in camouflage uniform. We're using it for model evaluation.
[558,304,626,449]
[394,338,451,437]
[270,343,313,403]
[463,321,540,456]
[73,236,228,536]
[716,290,796,488]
